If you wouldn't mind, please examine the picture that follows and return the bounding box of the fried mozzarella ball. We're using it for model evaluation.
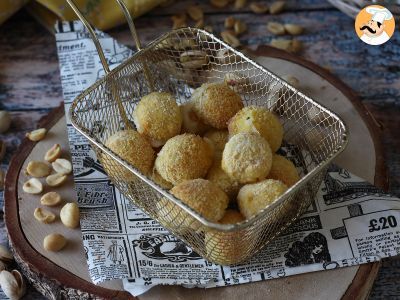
[222,132,272,184]
[180,101,210,135]
[192,82,244,129]
[238,179,288,219]
[204,130,229,158]
[102,130,155,181]
[157,179,229,231]
[205,209,247,265]
[228,106,283,152]
[206,159,241,201]
[267,154,300,187]
[155,133,213,185]
[133,92,182,147]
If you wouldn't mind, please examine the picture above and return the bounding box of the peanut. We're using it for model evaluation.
[234,0,247,9]
[26,128,47,142]
[44,144,61,162]
[26,161,51,178]
[204,25,214,33]
[0,270,26,300]
[0,111,11,134]
[40,191,62,206]
[0,245,13,263]
[234,20,247,35]
[60,202,80,229]
[249,2,268,14]
[267,22,285,35]
[46,173,68,187]
[34,207,56,224]
[43,233,67,252]
[180,50,208,69]
[221,31,241,48]
[284,24,304,35]
[270,39,302,53]
[52,158,72,175]
[0,140,6,162]
[187,5,203,21]
[282,75,300,88]
[171,13,187,30]
[210,0,230,8]
[23,178,43,194]
[224,16,236,29]
[195,19,204,29]
[270,1,285,14]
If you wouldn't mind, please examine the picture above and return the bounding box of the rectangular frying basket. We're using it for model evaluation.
[67,1,348,265]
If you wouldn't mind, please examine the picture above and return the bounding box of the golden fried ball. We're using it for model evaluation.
[133,92,182,147]
[155,133,213,185]
[180,101,210,135]
[222,132,272,184]
[102,130,155,181]
[228,106,283,152]
[238,179,288,219]
[204,130,229,158]
[192,82,244,129]
[157,179,229,231]
[206,159,241,201]
[267,154,300,187]
[205,209,247,265]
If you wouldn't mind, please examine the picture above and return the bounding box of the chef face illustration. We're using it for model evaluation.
[355,6,395,46]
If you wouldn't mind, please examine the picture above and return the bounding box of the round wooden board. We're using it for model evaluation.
[4,46,386,300]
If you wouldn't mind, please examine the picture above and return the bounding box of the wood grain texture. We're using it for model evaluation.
[0,0,399,298]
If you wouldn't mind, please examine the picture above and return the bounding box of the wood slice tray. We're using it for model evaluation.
[4,46,387,300]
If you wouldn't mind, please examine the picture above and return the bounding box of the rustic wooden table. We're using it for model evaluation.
[0,1,399,299]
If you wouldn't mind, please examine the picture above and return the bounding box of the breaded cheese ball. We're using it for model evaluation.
[205,209,247,264]
[267,154,300,187]
[204,130,229,157]
[155,133,213,185]
[133,92,182,147]
[180,101,210,135]
[238,179,288,219]
[206,159,241,201]
[222,132,272,184]
[157,179,229,231]
[228,106,284,152]
[192,82,244,129]
[102,130,155,181]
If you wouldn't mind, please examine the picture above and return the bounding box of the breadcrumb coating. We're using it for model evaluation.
[238,179,288,219]
[171,179,229,222]
[151,168,174,190]
[222,132,272,184]
[157,179,229,231]
[155,133,213,185]
[267,154,300,187]
[133,92,182,147]
[103,130,155,180]
[192,82,244,129]
[228,106,283,152]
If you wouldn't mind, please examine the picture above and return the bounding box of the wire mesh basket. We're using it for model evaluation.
[67,0,348,265]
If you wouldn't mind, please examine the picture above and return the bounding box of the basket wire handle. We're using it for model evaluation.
[65,0,154,130]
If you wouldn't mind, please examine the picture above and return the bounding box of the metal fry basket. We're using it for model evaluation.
[67,0,348,265]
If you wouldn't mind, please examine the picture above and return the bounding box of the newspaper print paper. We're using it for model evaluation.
[55,21,400,296]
